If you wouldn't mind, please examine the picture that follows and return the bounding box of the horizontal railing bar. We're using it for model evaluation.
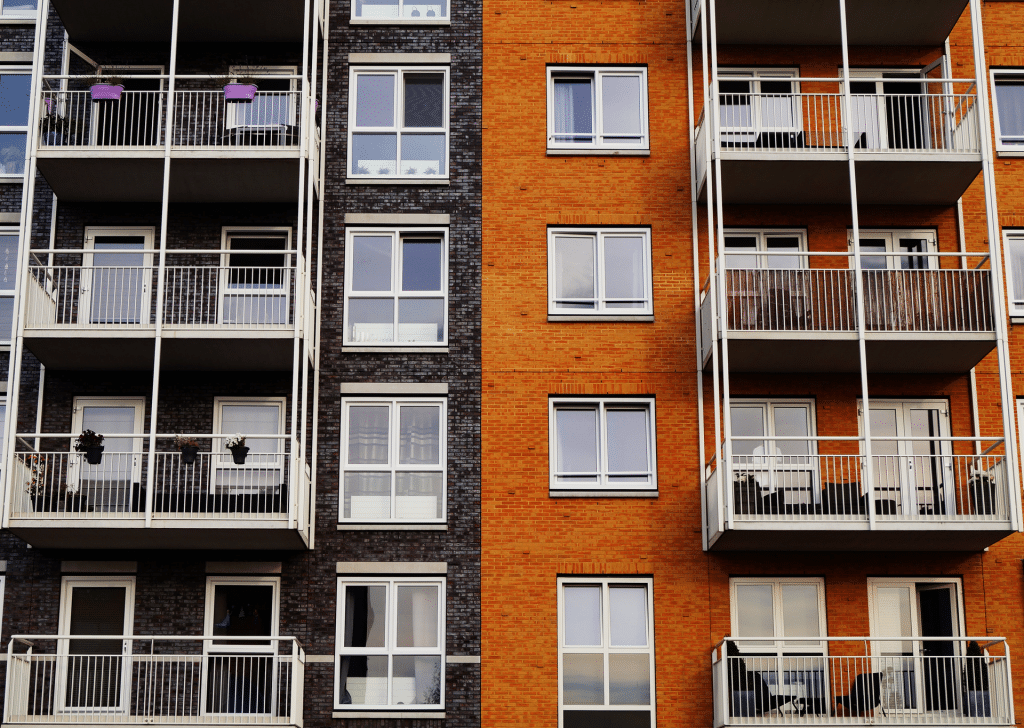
[713,77,979,84]
[728,436,1003,442]
[16,434,295,439]
[713,635,1006,651]
[43,74,305,80]
[29,250,299,255]
[720,251,989,258]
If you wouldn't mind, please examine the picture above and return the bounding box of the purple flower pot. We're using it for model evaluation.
[224,83,258,102]
[90,83,124,101]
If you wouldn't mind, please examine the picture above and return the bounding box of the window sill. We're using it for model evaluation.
[550,490,658,498]
[337,524,448,531]
[1011,316,1024,325]
[346,177,450,185]
[997,149,1024,158]
[0,176,24,183]
[349,18,451,24]
[333,712,445,719]
[0,17,35,24]
[548,314,654,323]
[342,346,448,353]
[547,148,650,157]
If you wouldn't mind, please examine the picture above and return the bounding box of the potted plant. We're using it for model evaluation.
[89,68,129,101]
[224,63,266,102]
[226,434,249,465]
[63,481,85,514]
[75,429,105,465]
[174,434,201,465]
[969,471,997,516]
[25,454,50,512]
[963,640,991,717]
[40,97,81,146]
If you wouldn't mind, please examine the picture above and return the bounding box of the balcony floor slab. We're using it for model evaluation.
[708,522,1015,551]
[9,521,309,550]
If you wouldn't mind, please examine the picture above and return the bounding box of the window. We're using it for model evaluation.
[0,0,36,17]
[730,400,816,510]
[335,577,445,709]
[0,69,30,176]
[548,228,652,317]
[344,228,447,345]
[549,398,656,493]
[348,67,448,179]
[558,577,655,728]
[221,228,292,326]
[70,397,145,513]
[213,398,286,495]
[992,70,1024,150]
[718,69,799,146]
[723,229,805,270]
[1005,231,1024,315]
[82,227,155,326]
[0,228,17,341]
[340,397,446,522]
[351,0,448,21]
[228,66,296,130]
[852,229,936,270]
[730,577,825,653]
[847,71,928,151]
[547,67,649,151]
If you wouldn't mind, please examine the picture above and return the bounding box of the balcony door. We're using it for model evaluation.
[869,579,963,714]
[219,230,291,326]
[718,70,800,147]
[227,66,297,134]
[213,398,285,498]
[82,227,154,326]
[58,576,135,714]
[859,399,952,517]
[848,71,928,151]
[70,397,145,513]
[91,66,164,147]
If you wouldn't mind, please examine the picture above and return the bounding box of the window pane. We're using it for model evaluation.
[355,0,398,18]
[343,585,386,647]
[400,134,445,176]
[997,78,1024,144]
[397,298,444,342]
[730,406,764,457]
[347,406,390,464]
[352,134,397,176]
[554,236,596,306]
[396,585,438,648]
[759,79,795,128]
[605,409,649,474]
[0,297,12,342]
[2,0,37,16]
[564,585,601,646]
[765,236,800,270]
[401,239,442,291]
[0,133,25,175]
[0,74,30,126]
[398,406,440,465]
[221,404,278,454]
[352,236,393,291]
[602,75,642,137]
[395,472,442,519]
[735,583,775,639]
[556,408,598,474]
[781,584,820,640]
[773,407,809,457]
[603,236,645,304]
[562,654,604,704]
[564,711,651,728]
[339,655,388,705]
[404,74,444,128]
[0,234,16,291]
[355,75,395,127]
[344,472,392,519]
[553,78,594,142]
[724,236,757,269]
[393,655,441,704]
[403,0,445,17]
[348,299,395,342]
[211,584,274,638]
[719,79,753,128]
[1010,239,1024,306]
[859,239,887,269]
[609,653,651,705]
[609,586,648,646]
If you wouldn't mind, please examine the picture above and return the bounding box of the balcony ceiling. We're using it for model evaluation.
[50,0,306,42]
[708,523,1014,551]
[697,0,968,46]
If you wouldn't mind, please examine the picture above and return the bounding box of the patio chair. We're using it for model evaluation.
[836,672,881,716]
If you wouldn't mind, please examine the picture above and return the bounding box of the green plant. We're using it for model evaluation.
[74,429,104,451]
[173,434,200,449]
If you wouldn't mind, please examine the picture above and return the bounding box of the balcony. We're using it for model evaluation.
[703,437,1014,551]
[690,0,969,46]
[700,253,995,373]
[22,250,305,370]
[693,83,981,204]
[711,637,1013,727]
[5,636,304,728]
[7,436,312,550]
[36,81,312,203]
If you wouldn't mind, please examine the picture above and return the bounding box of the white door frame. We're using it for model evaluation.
[212,397,286,495]
[226,66,298,130]
[70,396,146,508]
[81,227,155,327]
[846,68,929,151]
[218,227,292,327]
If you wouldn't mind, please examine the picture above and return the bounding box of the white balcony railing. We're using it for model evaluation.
[705,437,1009,525]
[40,90,167,147]
[5,636,304,726]
[713,252,994,335]
[712,637,1013,726]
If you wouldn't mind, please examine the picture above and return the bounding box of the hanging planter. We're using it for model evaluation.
[174,435,201,465]
[90,83,124,101]
[84,446,105,465]
[226,434,249,465]
[75,430,105,465]
[224,83,258,102]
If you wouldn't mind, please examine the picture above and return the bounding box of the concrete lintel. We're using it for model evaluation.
[0,52,33,63]
[334,712,445,719]
[62,561,137,573]
[206,561,282,574]
[336,561,447,574]
[348,52,450,64]
[344,213,450,225]
[340,382,448,395]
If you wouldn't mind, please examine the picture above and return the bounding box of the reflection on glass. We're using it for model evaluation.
[393,655,442,704]
[352,134,398,176]
[606,410,649,477]
[562,654,604,704]
[399,406,440,465]
[602,76,642,141]
[404,75,444,128]
[396,585,439,648]
[348,406,390,464]
[396,472,442,519]
[356,75,395,127]
[553,79,594,143]
[355,0,399,17]
[555,236,596,308]
[609,653,651,705]
[339,655,388,705]
[556,409,598,478]
[604,236,645,305]
[724,236,757,269]
[401,134,445,175]
[398,299,444,342]
[781,584,820,644]
[402,240,442,291]
[344,472,392,519]
[348,298,395,342]
[564,586,602,646]
[736,583,775,644]
[610,586,647,646]
[352,236,393,291]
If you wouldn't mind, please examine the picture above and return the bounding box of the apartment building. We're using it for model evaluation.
[0,1,482,727]
[483,0,1024,727]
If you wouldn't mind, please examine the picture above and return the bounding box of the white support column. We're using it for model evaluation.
[144,0,181,527]
[968,0,1022,531]
[2,0,50,528]
[837,0,875,529]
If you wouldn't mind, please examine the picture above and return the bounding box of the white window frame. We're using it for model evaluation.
[226,65,297,130]
[1004,230,1024,315]
[548,397,657,493]
[349,0,449,23]
[718,68,801,142]
[557,576,656,728]
[723,228,807,270]
[849,229,937,270]
[219,227,293,327]
[340,396,447,523]
[547,227,652,317]
[81,226,156,327]
[70,396,146,506]
[347,66,450,180]
[991,69,1024,151]
[729,577,827,655]
[546,66,650,151]
[0,226,18,343]
[0,66,31,177]
[343,227,449,345]
[730,398,818,501]
[334,576,446,710]
[212,397,286,495]
[0,0,38,18]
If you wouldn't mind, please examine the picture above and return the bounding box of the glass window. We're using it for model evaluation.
[352,0,448,21]
[550,398,656,492]
[1006,232,1024,314]
[0,230,16,343]
[723,230,805,270]
[993,71,1024,148]
[340,397,446,522]
[214,399,284,494]
[559,578,655,728]
[549,228,652,316]
[853,229,936,271]
[730,577,825,653]
[548,67,649,150]
[344,228,447,345]
[0,71,30,177]
[718,70,799,147]
[729,400,816,510]
[335,577,445,710]
[0,0,37,16]
[349,68,448,178]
